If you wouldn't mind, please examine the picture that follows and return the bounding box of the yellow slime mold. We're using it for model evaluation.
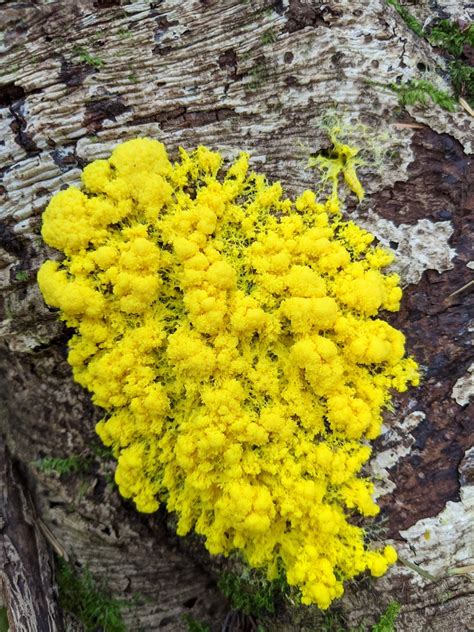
[38,137,418,609]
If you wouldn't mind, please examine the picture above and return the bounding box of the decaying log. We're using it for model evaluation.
[0,443,63,631]
[0,0,473,630]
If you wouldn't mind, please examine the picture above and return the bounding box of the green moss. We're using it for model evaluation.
[371,601,401,632]
[91,441,114,459]
[385,0,424,37]
[261,29,278,45]
[317,610,357,632]
[318,601,400,632]
[390,79,457,112]
[0,608,9,632]
[56,557,126,632]
[385,4,474,107]
[126,62,139,84]
[73,46,105,69]
[428,21,474,106]
[248,62,269,90]
[14,270,29,282]
[34,455,92,476]
[183,615,211,632]
[428,20,474,57]
[218,569,286,617]
[449,59,474,106]
[117,28,133,40]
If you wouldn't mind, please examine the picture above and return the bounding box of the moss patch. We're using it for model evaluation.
[0,608,9,632]
[56,557,126,632]
[385,3,474,108]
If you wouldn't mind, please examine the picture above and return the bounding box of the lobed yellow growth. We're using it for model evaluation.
[38,138,419,609]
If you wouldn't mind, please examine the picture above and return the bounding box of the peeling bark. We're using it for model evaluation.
[0,444,63,631]
[0,0,473,630]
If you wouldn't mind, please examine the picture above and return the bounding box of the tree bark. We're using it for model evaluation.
[0,444,63,631]
[0,0,473,630]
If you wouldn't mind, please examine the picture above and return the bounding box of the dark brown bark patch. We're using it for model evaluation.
[0,220,25,260]
[218,49,238,79]
[178,107,237,129]
[152,14,179,54]
[84,97,130,132]
[0,83,26,107]
[131,106,237,130]
[10,100,39,155]
[94,0,121,7]
[376,126,474,534]
[59,59,95,88]
[371,126,473,225]
[284,0,342,33]
[51,147,79,173]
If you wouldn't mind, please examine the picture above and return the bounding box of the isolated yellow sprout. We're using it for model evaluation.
[38,137,418,609]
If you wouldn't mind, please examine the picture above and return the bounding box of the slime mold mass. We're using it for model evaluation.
[38,137,419,609]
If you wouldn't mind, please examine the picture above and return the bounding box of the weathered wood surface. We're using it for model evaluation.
[0,0,473,630]
[0,443,63,631]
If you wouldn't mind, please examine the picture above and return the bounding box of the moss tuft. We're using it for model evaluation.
[73,46,105,69]
[34,455,93,476]
[56,557,126,632]
[385,0,424,37]
[390,79,457,112]
[218,569,286,616]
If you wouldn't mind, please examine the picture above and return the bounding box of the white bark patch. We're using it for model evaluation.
[0,108,27,166]
[1,153,82,222]
[452,364,474,407]
[410,1,474,28]
[354,211,457,285]
[372,411,426,498]
[399,449,474,580]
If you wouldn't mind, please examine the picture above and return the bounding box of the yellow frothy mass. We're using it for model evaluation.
[38,137,419,609]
